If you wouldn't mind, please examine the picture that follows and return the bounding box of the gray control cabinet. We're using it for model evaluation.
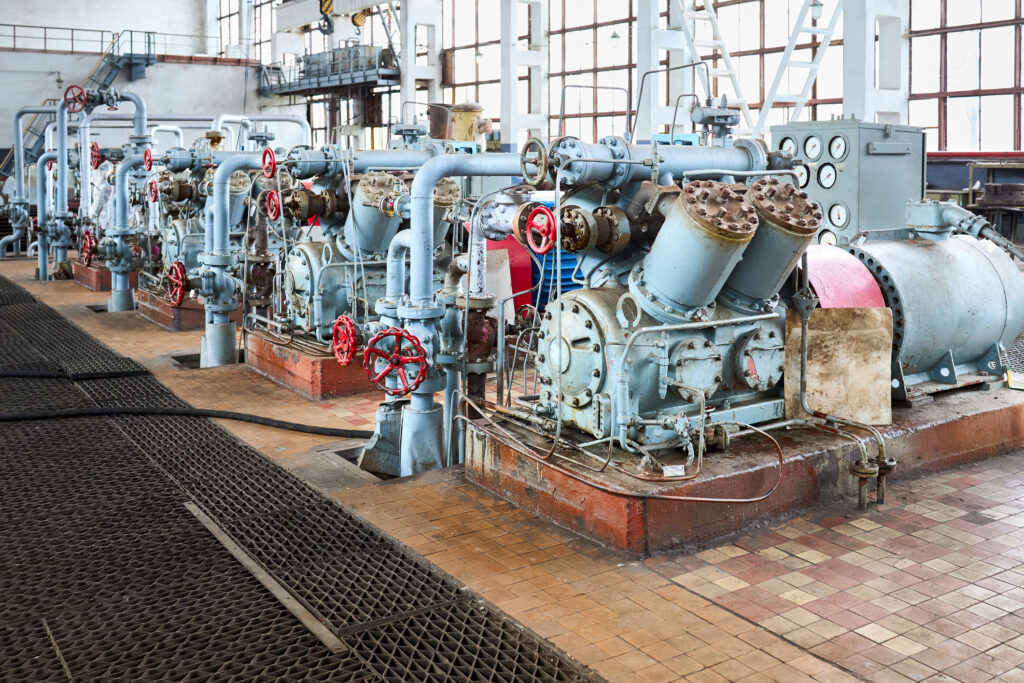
[770,119,926,244]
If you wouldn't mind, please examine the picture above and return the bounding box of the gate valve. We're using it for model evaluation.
[90,142,102,170]
[143,148,153,171]
[266,190,282,220]
[63,84,87,113]
[148,180,160,203]
[519,137,549,187]
[80,231,97,267]
[331,315,359,366]
[166,260,187,307]
[363,328,429,396]
[261,147,276,178]
[524,205,557,254]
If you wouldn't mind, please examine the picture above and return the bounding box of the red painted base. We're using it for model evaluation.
[72,262,138,292]
[465,384,1024,556]
[245,331,376,400]
[135,287,240,332]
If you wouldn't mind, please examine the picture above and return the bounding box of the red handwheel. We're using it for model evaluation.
[81,231,97,267]
[166,260,186,307]
[524,205,557,254]
[331,315,358,366]
[63,84,86,113]
[90,142,102,169]
[46,159,54,171]
[363,328,429,396]
[266,190,281,220]
[261,147,276,178]
[148,180,159,202]
[143,148,153,171]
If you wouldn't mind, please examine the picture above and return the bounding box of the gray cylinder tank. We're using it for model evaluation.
[630,180,757,321]
[849,234,1024,378]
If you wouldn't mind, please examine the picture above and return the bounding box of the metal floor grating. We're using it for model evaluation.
[0,276,598,682]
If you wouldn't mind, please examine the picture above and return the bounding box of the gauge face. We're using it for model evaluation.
[817,163,837,189]
[829,135,848,160]
[793,164,809,188]
[803,136,823,160]
[828,203,849,227]
[779,137,797,156]
[818,229,838,245]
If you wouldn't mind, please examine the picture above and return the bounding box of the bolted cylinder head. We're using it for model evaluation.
[719,178,822,313]
[633,180,758,318]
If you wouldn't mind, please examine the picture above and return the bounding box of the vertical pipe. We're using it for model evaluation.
[35,151,58,281]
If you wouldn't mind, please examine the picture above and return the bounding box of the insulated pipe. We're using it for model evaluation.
[1,106,56,257]
[35,151,58,282]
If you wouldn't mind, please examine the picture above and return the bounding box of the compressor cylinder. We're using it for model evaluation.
[720,178,822,313]
[630,180,757,321]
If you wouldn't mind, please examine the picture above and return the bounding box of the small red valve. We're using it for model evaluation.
[363,328,429,396]
[166,260,186,307]
[266,190,281,220]
[63,84,86,113]
[143,148,153,171]
[90,142,102,170]
[81,231,97,267]
[148,180,159,202]
[524,205,557,254]
[331,315,358,366]
[261,147,276,178]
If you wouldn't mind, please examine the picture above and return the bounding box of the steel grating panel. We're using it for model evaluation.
[0,275,599,682]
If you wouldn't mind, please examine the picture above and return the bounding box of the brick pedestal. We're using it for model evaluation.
[72,262,137,292]
[246,331,376,400]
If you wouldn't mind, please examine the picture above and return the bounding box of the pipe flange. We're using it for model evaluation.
[747,177,822,235]
[850,460,880,478]
[847,245,905,351]
[680,180,758,239]
[201,253,235,267]
[627,265,715,323]
[396,303,445,320]
[873,456,897,476]
[733,138,769,175]
[454,294,496,311]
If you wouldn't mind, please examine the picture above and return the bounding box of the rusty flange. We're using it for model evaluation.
[680,180,758,239]
[747,177,822,235]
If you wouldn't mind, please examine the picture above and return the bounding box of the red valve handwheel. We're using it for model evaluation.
[266,190,281,220]
[90,142,102,170]
[81,231,97,267]
[63,84,86,113]
[331,315,358,366]
[46,159,54,171]
[363,328,429,396]
[143,148,153,171]
[148,180,159,202]
[262,147,276,178]
[166,260,187,307]
[525,205,557,254]
[131,244,143,260]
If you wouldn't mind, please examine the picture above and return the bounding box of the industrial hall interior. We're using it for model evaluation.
[9,0,1024,681]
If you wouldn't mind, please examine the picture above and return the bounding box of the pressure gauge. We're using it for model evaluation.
[793,163,809,188]
[779,137,797,156]
[818,229,838,245]
[817,163,837,189]
[829,135,848,160]
[828,203,849,228]
[803,136,823,160]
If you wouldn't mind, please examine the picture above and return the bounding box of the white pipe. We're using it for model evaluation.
[214,114,312,149]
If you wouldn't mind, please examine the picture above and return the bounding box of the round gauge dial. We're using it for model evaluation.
[779,137,797,156]
[803,136,823,160]
[829,135,848,160]
[818,229,838,245]
[793,164,809,188]
[817,163,837,189]
[828,203,849,227]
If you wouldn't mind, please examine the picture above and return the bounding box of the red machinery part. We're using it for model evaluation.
[262,147,276,178]
[90,142,102,170]
[143,148,153,171]
[331,315,358,366]
[363,328,429,396]
[802,244,885,308]
[46,159,54,171]
[524,205,557,254]
[63,84,86,113]
[266,190,281,220]
[148,180,159,202]
[166,260,187,307]
[81,231,97,267]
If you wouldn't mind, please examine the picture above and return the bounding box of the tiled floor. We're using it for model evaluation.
[8,258,1024,681]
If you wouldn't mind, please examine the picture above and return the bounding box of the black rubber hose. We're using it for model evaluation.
[0,406,373,439]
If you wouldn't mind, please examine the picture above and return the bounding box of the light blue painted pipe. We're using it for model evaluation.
[35,151,58,281]
[1,106,56,257]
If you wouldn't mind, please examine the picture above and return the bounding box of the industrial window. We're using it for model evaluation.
[909,0,1023,151]
[217,0,240,57]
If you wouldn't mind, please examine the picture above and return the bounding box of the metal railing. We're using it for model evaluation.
[0,23,219,57]
[259,44,398,93]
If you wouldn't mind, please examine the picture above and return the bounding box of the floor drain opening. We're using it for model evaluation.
[86,304,107,313]
[170,351,244,369]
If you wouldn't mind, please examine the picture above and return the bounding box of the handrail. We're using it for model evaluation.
[0,23,218,57]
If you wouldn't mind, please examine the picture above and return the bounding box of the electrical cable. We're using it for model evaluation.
[0,405,373,438]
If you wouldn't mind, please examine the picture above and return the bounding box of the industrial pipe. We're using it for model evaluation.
[215,114,312,150]
[286,146,434,179]
[34,151,58,282]
[148,124,184,148]
[105,153,146,311]
[1,106,56,257]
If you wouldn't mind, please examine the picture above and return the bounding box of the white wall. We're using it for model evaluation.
[6,0,209,39]
[0,53,306,151]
